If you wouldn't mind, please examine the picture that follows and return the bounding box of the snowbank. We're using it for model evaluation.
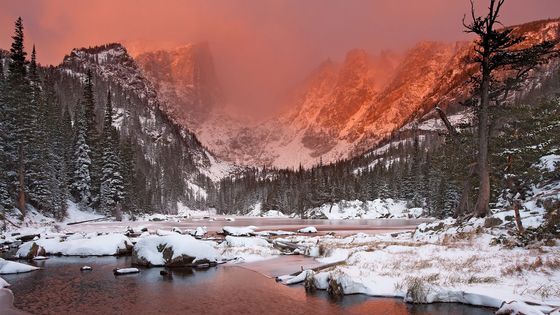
[219,236,280,263]
[63,201,105,223]
[132,234,220,267]
[279,228,560,314]
[306,199,423,219]
[16,234,133,257]
[0,259,40,274]
[246,203,286,217]
[222,226,257,236]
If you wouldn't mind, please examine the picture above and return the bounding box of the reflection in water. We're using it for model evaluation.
[4,257,495,315]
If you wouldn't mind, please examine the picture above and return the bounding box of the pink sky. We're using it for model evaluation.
[1,0,558,113]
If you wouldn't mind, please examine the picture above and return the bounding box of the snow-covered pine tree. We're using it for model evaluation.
[81,69,101,207]
[72,106,93,208]
[44,71,69,219]
[99,91,124,216]
[0,52,14,223]
[5,17,33,217]
[26,46,54,212]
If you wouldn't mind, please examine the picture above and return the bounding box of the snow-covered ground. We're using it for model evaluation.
[275,221,560,313]
[306,199,424,219]
[1,176,558,314]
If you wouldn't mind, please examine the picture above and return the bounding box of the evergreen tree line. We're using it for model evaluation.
[0,18,141,223]
[210,71,560,219]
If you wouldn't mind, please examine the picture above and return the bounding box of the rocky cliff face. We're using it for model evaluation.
[135,43,223,130]
[128,18,560,169]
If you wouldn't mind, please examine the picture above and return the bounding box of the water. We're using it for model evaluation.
[3,257,496,315]
[65,217,432,236]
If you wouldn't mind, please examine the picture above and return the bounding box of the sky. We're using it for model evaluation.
[1,0,559,115]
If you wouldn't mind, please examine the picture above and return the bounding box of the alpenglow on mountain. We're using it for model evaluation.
[123,19,560,169]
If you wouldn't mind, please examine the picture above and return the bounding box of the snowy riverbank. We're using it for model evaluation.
[1,188,559,314]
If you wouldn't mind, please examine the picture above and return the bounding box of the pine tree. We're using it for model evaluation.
[44,71,69,219]
[99,91,124,216]
[5,17,32,217]
[81,69,101,207]
[26,46,53,212]
[72,107,92,207]
[0,52,14,223]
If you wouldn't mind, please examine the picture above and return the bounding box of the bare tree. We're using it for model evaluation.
[463,0,557,217]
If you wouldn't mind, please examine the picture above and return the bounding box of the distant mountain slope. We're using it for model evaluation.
[56,43,239,212]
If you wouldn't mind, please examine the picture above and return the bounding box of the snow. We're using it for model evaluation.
[307,199,424,219]
[0,259,40,274]
[133,234,220,266]
[254,230,295,236]
[222,226,257,236]
[16,234,132,257]
[223,236,270,248]
[63,201,105,223]
[246,205,286,217]
[219,236,280,263]
[496,301,549,315]
[114,268,139,275]
[534,154,560,172]
[277,213,560,314]
[297,226,318,233]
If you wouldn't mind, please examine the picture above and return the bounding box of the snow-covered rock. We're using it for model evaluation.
[113,268,140,275]
[132,234,220,267]
[298,226,318,233]
[0,259,40,274]
[0,277,9,288]
[16,234,133,257]
[222,226,257,236]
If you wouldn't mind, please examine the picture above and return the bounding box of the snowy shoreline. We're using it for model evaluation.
[1,195,559,314]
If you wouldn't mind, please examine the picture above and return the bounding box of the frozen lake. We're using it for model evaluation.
[63,216,432,236]
[3,256,495,315]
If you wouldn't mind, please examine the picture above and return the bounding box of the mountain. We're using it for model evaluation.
[134,43,223,130]
[55,43,238,212]
[127,18,560,169]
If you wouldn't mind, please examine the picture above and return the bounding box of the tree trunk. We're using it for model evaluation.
[17,144,26,217]
[513,200,524,234]
[475,53,491,218]
[455,179,470,217]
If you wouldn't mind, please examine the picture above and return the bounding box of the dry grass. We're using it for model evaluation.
[501,256,560,276]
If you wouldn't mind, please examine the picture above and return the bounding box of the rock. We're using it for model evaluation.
[304,270,316,292]
[159,270,169,276]
[327,276,344,300]
[162,247,196,267]
[484,217,503,228]
[32,256,48,261]
[24,243,46,260]
[113,268,139,275]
